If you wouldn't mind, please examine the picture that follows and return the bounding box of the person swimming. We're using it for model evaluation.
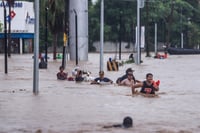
[103,116,133,129]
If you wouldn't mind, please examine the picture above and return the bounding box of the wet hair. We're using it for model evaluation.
[103,116,133,129]
[77,70,83,75]
[99,71,104,75]
[146,73,153,78]
[122,116,133,128]
[59,66,64,70]
[126,68,133,74]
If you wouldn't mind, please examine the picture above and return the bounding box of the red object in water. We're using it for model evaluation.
[164,53,167,58]
[156,80,160,86]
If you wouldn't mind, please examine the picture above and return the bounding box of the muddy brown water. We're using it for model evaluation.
[0,53,200,133]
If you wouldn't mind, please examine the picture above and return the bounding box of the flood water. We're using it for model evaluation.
[0,53,200,133]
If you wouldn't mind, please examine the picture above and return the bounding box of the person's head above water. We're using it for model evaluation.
[126,68,134,74]
[59,66,64,72]
[102,116,133,129]
[122,116,133,128]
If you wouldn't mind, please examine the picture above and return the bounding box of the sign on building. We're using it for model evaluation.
[0,1,35,33]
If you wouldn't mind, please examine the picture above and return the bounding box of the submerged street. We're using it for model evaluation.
[0,53,200,133]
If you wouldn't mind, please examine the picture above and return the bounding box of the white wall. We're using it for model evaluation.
[69,0,88,61]
[0,1,34,33]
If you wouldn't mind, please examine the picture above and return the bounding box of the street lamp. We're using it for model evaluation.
[187,17,191,48]
[119,11,122,60]
[100,0,104,71]
[136,0,141,65]
[2,0,8,74]
[73,9,78,66]
[45,7,48,65]
[33,0,40,94]
[180,7,183,48]
[62,0,69,68]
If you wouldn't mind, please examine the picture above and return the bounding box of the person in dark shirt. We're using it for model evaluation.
[39,57,47,69]
[75,69,84,82]
[57,66,68,80]
[91,71,113,84]
[131,73,159,95]
[116,68,137,84]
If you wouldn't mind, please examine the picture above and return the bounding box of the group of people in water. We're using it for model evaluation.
[116,68,160,95]
[56,66,160,96]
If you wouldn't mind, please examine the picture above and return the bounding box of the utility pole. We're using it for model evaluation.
[180,6,183,48]
[145,0,151,57]
[8,2,11,57]
[62,0,69,68]
[154,23,157,55]
[100,0,104,71]
[119,11,122,60]
[45,7,48,64]
[136,0,141,65]
[73,9,78,66]
[33,0,39,94]
[3,0,8,74]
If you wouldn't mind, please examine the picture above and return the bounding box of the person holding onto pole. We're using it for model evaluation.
[131,73,160,95]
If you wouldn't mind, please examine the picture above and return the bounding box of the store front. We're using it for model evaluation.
[0,33,34,54]
[0,1,34,54]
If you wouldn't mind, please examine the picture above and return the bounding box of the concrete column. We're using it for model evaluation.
[20,38,23,54]
[69,0,88,61]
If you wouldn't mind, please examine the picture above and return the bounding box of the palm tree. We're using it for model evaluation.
[0,22,3,32]
[47,0,65,60]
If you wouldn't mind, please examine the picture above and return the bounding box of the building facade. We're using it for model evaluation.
[0,1,34,54]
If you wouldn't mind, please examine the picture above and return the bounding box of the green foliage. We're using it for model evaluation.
[88,0,137,51]
[48,0,65,34]
[0,21,3,32]
[22,0,200,52]
[118,58,135,67]
[89,0,200,50]
[39,0,66,59]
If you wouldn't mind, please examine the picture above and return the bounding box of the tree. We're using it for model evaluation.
[156,0,199,48]
[40,0,65,60]
[89,0,136,51]
[89,0,200,52]
[0,21,3,32]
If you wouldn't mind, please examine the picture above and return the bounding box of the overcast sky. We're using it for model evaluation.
[92,0,97,4]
